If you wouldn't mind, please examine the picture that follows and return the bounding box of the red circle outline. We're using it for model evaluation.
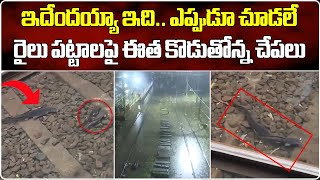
[77,98,113,134]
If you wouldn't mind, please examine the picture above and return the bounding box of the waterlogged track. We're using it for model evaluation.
[170,95,210,178]
[1,72,114,178]
[116,93,210,178]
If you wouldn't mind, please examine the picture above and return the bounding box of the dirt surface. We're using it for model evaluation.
[211,72,319,167]
[75,72,114,98]
[2,72,114,178]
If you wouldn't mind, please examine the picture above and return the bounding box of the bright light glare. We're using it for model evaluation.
[123,73,128,78]
[124,83,128,88]
[125,90,129,94]
[133,76,141,84]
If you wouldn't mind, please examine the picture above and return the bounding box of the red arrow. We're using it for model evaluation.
[2,80,40,104]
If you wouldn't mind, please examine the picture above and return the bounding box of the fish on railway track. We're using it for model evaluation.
[233,103,301,147]
[233,103,270,137]
[2,107,57,124]
[83,107,108,129]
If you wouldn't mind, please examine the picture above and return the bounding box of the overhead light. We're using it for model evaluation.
[133,76,141,84]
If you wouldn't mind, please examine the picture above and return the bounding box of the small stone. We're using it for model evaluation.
[304,111,314,122]
[41,168,52,174]
[11,129,22,136]
[295,116,303,124]
[263,117,272,125]
[19,169,30,177]
[39,161,46,166]
[227,117,239,128]
[95,159,103,169]
[21,164,27,169]
[270,124,276,133]
[51,138,59,146]
[99,148,112,156]
[2,163,8,171]
[83,164,91,171]
[286,122,295,128]
[288,85,296,92]
[274,116,280,122]
[67,138,79,149]
[256,143,265,151]
[62,124,71,132]
[217,74,229,80]
[67,88,76,94]
[9,155,15,162]
[35,153,46,161]
[298,111,306,118]
[11,165,21,172]
[88,151,94,155]
[276,122,282,129]
[2,147,9,157]
[239,125,248,133]
[67,119,75,128]
[56,103,65,110]
[15,144,21,154]
[213,93,222,101]
[294,104,305,112]
[276,81,284,91]
[35,163,41,171]
[9,161,15,167]
[268,90,277,96]
[28,167,36,173]
[216,103,225,109]
[102,119,109,124]
[221,96,232,102]
[285,104,294,112]
[20,133,26,139]
[34,171,45,178]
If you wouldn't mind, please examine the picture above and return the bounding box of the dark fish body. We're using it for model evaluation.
[2,107,57,124]
[261,136,301,147]
[84,108,107,129]
[233,103,270,137]
[233,103,301,147]
[87,107,101,122]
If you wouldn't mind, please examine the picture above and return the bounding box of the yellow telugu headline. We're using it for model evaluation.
[21,4,299,34]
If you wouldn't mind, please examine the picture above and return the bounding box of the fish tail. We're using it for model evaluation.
[2,117,22,124]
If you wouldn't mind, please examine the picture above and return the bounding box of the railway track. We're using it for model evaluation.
[1,72,114,178]
[171,95,210,178]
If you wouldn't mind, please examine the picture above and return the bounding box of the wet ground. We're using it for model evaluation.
[1,72,114,178]
[211,167,248,178]
[116,91,210,178]
[211,72,319,168]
